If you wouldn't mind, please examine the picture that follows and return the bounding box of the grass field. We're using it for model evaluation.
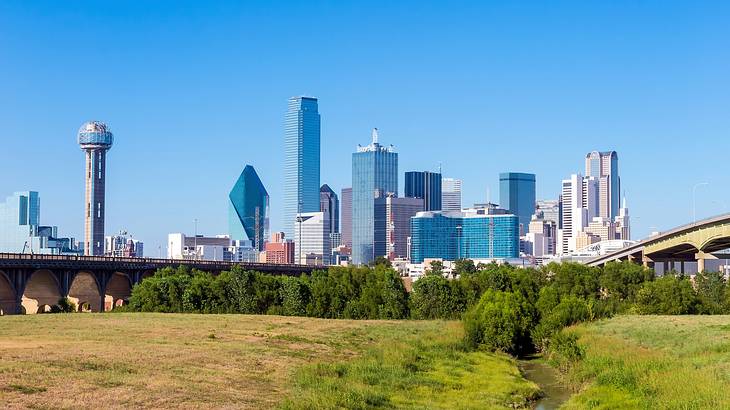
[0,313,538,409]
[561,315,730,409]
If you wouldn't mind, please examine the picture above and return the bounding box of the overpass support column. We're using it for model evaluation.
[695,252,718,273]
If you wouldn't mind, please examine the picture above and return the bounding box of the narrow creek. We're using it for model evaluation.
[520,358,573,409]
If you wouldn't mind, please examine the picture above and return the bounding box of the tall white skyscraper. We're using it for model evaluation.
[441,178,462,211]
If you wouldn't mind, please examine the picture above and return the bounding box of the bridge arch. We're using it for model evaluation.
[22,269,62,314]
[104,272,132,310]
[0,270,16,315]
[68,271,102,312]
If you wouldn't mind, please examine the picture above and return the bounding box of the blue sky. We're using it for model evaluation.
[1,1,728,255]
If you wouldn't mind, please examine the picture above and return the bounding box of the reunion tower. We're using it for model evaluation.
[78,121,113,256]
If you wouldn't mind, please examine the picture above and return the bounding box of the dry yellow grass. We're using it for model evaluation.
[0,313,450,409]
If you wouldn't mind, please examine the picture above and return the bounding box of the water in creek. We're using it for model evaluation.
[520,358,573,410]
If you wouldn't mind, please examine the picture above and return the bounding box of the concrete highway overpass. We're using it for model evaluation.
[0,253,322,315]
[587,213,730,273]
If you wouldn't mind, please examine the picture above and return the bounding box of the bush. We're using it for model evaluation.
[532,296,590,351]
[546,330,584,372]
[410,274,464,319]
[463,289,535,355]
[635,275,698,315]
[56,297,76,313]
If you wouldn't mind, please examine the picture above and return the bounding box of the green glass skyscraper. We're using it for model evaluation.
[229,165,269,251]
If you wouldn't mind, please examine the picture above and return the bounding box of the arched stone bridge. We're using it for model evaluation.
[0,253,322,315]
[587,213,730,272]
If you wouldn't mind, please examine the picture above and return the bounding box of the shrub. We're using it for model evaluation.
[463,289,535,355]
[56,297,76,313]
[635,275,698,315]
[410,274,463,319]
[546,330,584,372]
[532,296,590,352]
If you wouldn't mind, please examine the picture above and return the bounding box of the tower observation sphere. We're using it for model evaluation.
[78,121,114,256]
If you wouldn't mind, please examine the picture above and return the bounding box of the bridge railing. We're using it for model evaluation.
[0,253,324,270]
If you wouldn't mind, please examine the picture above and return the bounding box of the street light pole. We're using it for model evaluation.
[693,182,709,224]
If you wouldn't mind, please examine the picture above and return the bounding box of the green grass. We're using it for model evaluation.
[0,313,539,409]
[283,321,540,410]
[559,315,730,409]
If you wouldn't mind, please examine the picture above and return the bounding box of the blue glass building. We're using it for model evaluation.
[229,165,270,251]
[0,191,80,254]
[499,172,536,233]
[283,96,320,239]
[405,171,442,211]
[351,129,398,265]
[410,210,519,263]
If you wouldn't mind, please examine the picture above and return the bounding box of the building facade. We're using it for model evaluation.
[0,191,80,254]
[405,171,442,211]
[536,199,560,225]
[410,209,519,263]
[228,165,270,251]
[264,232,295,264]
[384,195,423,260]
[283,96,321,239]
[441,178,462,211]
[499,172,536,234]
[340,187,352,248]
[320,184,339,239]
[78,121,113,256]
[559,174,599,254]
[104,232,143,257]
[294,212,330,265]
[585,151,620,219]
[351,129,398,265]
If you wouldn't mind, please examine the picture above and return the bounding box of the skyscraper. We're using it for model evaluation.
[352,129,398,265]
[340,187,352,248]
[381,195,423,260]
[558,174,599,254]
[442,178,462,211]
[228,165,270,251]
[283,96,321,239]
[0,191,80,255]
[585,151,620,219]
[405,171,442,211]
[499,172,536,234]
[78,121,113,256]
[320,184,339,237]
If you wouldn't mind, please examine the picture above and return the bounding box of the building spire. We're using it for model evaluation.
[372,128,378,144]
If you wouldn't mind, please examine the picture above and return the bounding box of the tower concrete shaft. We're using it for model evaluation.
[84,148,108,255]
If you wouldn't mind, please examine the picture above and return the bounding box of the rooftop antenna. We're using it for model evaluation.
[372,128,379,144]
[438,162,442,174]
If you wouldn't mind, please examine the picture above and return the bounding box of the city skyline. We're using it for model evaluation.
[1,2,728,254]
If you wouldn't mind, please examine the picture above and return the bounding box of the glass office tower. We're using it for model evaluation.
[405,171,442,211]
[351,129,398,265]
[228,165,270,251]
[283,96,320,239]
[319,184,339,236]
[410,210,519,263]
[499,172,536,233]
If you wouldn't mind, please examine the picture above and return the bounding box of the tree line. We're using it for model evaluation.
[122,259,730,356]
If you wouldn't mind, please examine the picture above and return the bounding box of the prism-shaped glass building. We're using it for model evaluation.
[229,165,270,251]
